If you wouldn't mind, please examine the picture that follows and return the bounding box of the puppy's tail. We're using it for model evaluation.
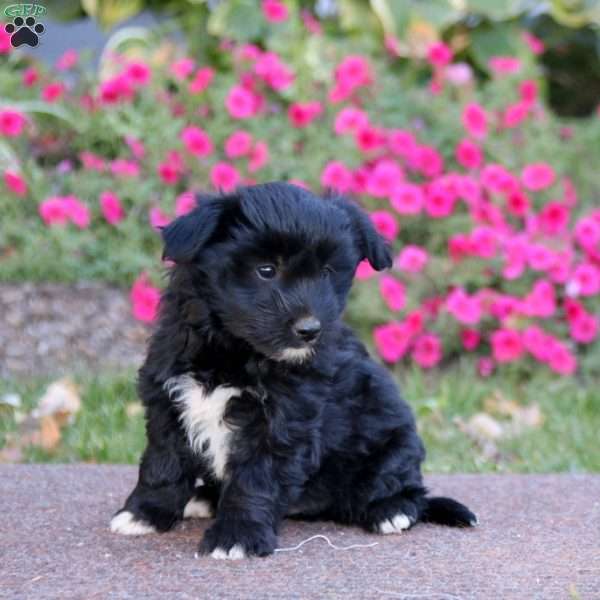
[421,496,478,527]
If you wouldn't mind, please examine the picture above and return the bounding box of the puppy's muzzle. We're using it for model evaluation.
[293,316,321,343]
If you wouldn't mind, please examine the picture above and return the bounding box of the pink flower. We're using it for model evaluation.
[225,130,253,158]
[39,197,69,226]
[548,342,577,375]
[80,151,106,172]
[523,32,545,55]
[99,74,134,104]
[427,41,453,68]
[470,226,497,259]
[380,276,406,311]
[391,183,423,215]
[374,322,410,363]
[488,56,521,75]
[0,109,26,137]
[370,211,398,241]
[449,233,473,262]
[355,125,385,153]
[462,103,488,139]
[491,329,524,363]
[445,63,473,86]
[570,313,598,344]
[125,61,151,86]
[262,0,289,22]
[478,357,496,377]
[446,288,482,325]
[149,207,171,229]
[334,107,369,135]
[181,126,214,157]
[538,202,569,235]
[0,23,11,54]
[288,101,322,128]
[412,145,444,178]
[170,58,195,80]
[397,246,428,273]
[248,140,269,173]
[355,260,376,280]
[157,151,184,186]
[131,273,161,323]
[424,183,455,218]
[574,216,600,250]
[189,67,215,94]
[523,279,556,318]
[480,163,513,195]
[461,329,481,351]
[571,263,600,296]
[42,82,66,103]
[110,159,140,178]
[388,129,417,158]
[519,80,538,104]
[226,85,258,119]
[522,163,556,191]
[412,334,442,369]
[3,170,27,196]
[254,52,294,90]
[455,138,483,169]
[61,195,90,229]
[505,190,530,217]
[321,161,353,193]
[125,136,145,159]
[211,162,240,192]
[56,49,78,70]
[335,55,372,92]
[366,160,403,198]
[22,67,39,87]
[100,191,125,225]
[503,102,529,128]
[175,191,197,216]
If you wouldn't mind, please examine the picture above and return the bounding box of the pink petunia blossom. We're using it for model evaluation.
[424,183,455,218]
[373,322,411,363]
[355,125,386,154]
[478,357,496,377]
[111,159,140,178]
[22,67,39,87]
[522,163,556,191]
[3,170,27,196]
[321,161,353,193]
[445,62,474,86]
[149,207,171,229]
[366,160,403,198]
[397,246,428,273]
[548,341,577,375]
[226,85,258,119]
[538,202,569,235]
[80,151,106,172]
[62,195,90,229]
[446,288,482,325]
[225,130,253,158]
[130,273,161,323]
[334,107,369,135]
[39,197,70,226]
[488,56,521,75]
[254,52,294,90]
[523,31,545,55]
[462,103,488,139]
[189,67,215,94]
[100,191,125,225]
[571,263,600,297]
[125,136,145,159]
[211,162,240,192]
[391,183,424,215]
[170,57,195,80]
[574,216,600,251]
[175,191,197,216]
[262,0,289,23]
[491,328,524,363]
[470,226,497,259]
[505,190,531,218]
[125,61,151,87]
[412,333,442,369]
[0,23,11,54]
[0,109,26,136]
[427,41,453,68]
[248,141,269,172]
[370,211,399,241]
[412,145,445,179]
[380,276,406,311]
[288,101,322,128]
[570,313,598,344]
[181,126,214,157]
[519,80,538,104]
[523,279,556,318]
[455,138,483,169]
[355,259,376,280]
[42,82,65,103]
[335,55,372,92]
[388,129,417,158]
[503,102,529,128]
[461,329,481,351]
[56,49,78,71]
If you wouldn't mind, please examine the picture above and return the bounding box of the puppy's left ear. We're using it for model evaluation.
[161,195,232,263]
[332,197,393,271]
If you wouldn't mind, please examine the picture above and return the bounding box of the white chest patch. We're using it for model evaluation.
[164,374,240,480]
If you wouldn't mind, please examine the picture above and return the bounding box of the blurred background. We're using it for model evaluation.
[1,0,599,471]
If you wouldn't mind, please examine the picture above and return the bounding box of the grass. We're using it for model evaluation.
[2,364,599,472]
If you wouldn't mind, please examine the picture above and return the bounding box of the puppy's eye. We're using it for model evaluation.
[257,265,277,280]
[321,265,335,277]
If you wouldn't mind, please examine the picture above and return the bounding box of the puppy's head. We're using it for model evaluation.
[162,182,391,363]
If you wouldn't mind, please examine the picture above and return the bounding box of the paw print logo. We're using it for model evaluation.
[5,16,45,48]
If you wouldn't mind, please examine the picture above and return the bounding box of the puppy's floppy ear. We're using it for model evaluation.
[161,195,231,263]
[331,196,393,271]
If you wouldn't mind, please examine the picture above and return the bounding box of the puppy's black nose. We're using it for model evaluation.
[293,317,321,342]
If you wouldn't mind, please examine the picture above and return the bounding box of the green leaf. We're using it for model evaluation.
[550,0,600,27]
[207,0,265,42]
[464,0,527,21]
[337,0,382,34]
[469,21,522,70]
[81,0,143,29]
[0,100,82,132]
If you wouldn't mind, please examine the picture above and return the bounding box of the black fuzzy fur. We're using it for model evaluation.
[114,182,476,557]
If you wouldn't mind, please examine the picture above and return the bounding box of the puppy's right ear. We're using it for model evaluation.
[161,196,229,263]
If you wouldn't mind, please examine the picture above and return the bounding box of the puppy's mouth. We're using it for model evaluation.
[273,345,315,364]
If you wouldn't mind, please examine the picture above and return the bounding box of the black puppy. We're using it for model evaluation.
[111,182,476,558]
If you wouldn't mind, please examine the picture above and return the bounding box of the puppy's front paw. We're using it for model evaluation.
[110,510,156,536]
[198,518,276,559]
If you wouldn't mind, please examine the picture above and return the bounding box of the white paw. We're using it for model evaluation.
[183,499,213,519]
[378,513,412,534]
[110,511,156,536]
[210,544,246,560]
